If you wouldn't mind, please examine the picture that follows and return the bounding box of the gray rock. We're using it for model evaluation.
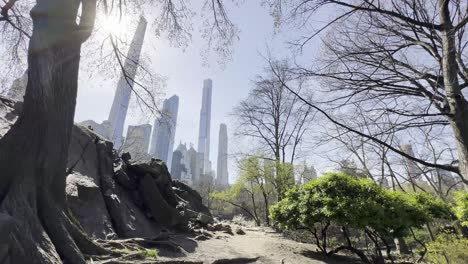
[99,142,161,238]
[114,166,137,190]
[129,160,178,207]
[173,180,211,217]
[66,125,117,239]
[196,213,214,225]
[235,228,246,235]
[138,173,187,227]
[0,213,13,264]
[66,172,116,239]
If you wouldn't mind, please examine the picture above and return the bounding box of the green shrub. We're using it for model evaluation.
[426,233,468,264]
[270,173,453,263]
[454,191,468,227]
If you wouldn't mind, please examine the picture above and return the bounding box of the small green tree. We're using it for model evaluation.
[210,156,278,225]
[270,173,452,264]
[454,191,468,227]
[426,232,468,264]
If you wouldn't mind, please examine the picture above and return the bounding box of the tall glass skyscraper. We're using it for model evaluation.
[108,17,147,149]
[150,95,179,168]
[216,123,229,186]
[197,79,213,175]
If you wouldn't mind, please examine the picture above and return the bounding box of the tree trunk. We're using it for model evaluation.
[438,0,468,185]
[0,0,102,263]
[261,189,270,226]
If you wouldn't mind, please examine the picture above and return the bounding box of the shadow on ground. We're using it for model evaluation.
[156,233,199,258]
[299,250,363,264]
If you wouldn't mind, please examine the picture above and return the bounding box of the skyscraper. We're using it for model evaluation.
[122,124,152,161]
[197,79,213,175]
[171,143,193,184]
[107,16,147,149]
[187,145,200,183]
[400,144,423,180]
[150,95,179,168]
[216,123,229,187]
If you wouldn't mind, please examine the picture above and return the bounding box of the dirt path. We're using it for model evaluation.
[156,224,359,264]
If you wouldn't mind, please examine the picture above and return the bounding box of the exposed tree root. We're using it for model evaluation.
[97,236,184,253]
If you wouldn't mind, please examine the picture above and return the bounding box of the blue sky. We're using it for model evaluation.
[73,1,328,182]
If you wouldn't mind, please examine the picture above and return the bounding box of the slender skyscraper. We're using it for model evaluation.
[197,79,213,175]
[150,95,179,168]
[107,16,147,149]
[216,123,229,187]
[400,144,423,180]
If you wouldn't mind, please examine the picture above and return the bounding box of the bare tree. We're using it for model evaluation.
[265,0,468,185]
[0,1,239,263]
[233,59,313,197]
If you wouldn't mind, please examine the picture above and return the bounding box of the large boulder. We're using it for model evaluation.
[66,172,116,239]
[100,165,162,237]
[66,125,117,239]
[173,180,211,217]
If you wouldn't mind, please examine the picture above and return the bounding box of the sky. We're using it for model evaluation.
[73,1,329,183]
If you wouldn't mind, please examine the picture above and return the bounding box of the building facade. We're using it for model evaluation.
[122,124,152,161]
[400,144,423,181]
[197,79,213,176]
[171,143,193,185]
[150,95,179,168]
[216,123,229,187]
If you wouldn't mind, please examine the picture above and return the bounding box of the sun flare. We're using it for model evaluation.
[99,13,132,37]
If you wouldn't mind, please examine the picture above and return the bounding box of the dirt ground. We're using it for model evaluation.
[155,224,361,264]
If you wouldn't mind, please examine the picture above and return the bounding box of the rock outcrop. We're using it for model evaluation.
[0,213,13,264]
[0,96,213,242]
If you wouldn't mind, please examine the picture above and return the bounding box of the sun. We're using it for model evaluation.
[99,13,132,37]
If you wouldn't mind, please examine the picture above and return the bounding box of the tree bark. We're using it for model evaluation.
[0,0,101,263]
[438,0,468,184]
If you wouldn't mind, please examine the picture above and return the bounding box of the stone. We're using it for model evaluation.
[66,172,116,239]
[235,228,246,235]
[129,159,178,207]
[138,173,187,227]
[114,166,137,190]
[0,213,13,264]
[194,234,211,241]
[100,151,161,238]
[173,180,211,216]
[196,213,214,225]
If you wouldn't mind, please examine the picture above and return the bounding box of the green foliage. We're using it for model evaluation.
[454,191,468,227]
[114,248,158,259]
[268,186,301,230]
[210,156,280,225]
[426,232,468,264]
[141,249,159,259]
[271,172,452,239]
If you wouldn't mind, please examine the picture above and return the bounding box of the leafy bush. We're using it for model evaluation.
[270,173,452,264]
[426,233,468,264]
[454,191,468,227]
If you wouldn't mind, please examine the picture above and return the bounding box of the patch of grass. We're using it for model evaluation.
[113,248,159,259]
[141,249,159,259]
[114,248,132,255]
